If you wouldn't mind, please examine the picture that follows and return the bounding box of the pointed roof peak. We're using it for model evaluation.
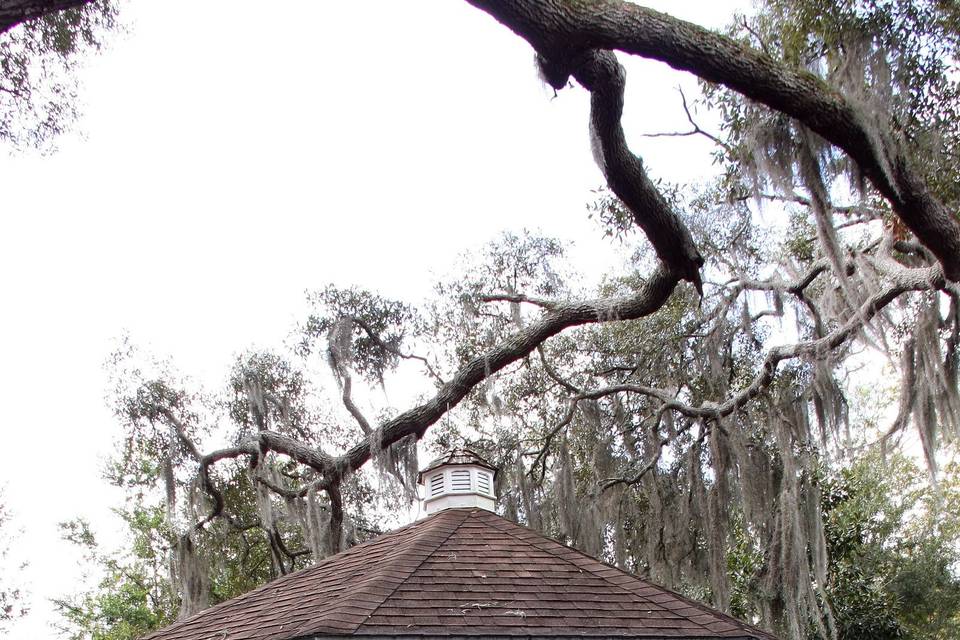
[143,508,777,640]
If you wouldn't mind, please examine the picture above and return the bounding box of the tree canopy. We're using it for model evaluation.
[0,0,118,149]
[0,494,29,633]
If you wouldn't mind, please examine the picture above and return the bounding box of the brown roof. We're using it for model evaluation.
[143,508,777,640]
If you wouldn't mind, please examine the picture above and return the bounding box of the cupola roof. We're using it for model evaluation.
[416,448,498,483]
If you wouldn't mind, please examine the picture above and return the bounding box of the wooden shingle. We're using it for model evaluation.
[142,508,777,640]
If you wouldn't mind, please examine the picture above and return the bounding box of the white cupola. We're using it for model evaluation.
[417,449,497,514]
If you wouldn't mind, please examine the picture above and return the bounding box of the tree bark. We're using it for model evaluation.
[0,0,93,33]
[10,0,957,281]
[467,0,960,281]
[200,266,679,491]
[574,49,704,289]
[334,265,679,478]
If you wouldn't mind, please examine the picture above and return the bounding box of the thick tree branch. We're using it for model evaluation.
[467,0,960,280]
[0,0,92,33]
[332,265,680,479]
[572,49,704,289]
[480,292,559,309]
[153,407,244,531]
[327,483,344,554]
[192,433,335,529]
[339,369,373,436]
[193,444,257,530]
[256,431,336,477]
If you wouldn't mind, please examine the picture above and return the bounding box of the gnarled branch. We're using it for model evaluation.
[0,0,92,34]
[333,265,680,479]
[467,0,960,280]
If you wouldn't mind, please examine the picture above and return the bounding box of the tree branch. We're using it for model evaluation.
[572,49,705,290]
[583,265,947,431]
[739,192,885,219]
[333,265,680,478]
[601,419,705,490]
[0,0,93,34]
[638,86,732,153]
[520,260,948,493]
[480,292,559,309]
[466,0,960,280]
[731,259,832,297]
[537,345,583,394]
[339,368,373,436]
[349,316,445,384]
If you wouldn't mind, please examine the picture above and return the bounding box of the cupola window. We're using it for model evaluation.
[451,469,471,492]
[428,472,445,497]
[477,471,492,495]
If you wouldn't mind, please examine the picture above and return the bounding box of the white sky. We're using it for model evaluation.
[0,2,747,637]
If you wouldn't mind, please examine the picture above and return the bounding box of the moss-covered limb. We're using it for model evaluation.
[467,0,960,280]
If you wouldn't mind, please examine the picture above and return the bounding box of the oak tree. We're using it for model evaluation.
[20,0,960,638]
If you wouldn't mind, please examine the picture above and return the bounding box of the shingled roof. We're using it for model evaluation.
[143,508,776,640]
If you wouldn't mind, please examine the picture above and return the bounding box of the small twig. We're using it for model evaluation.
[601,419,707,490]
[349,316,446,384]
[735,192,885,219]
[538,346,583,394]
[739,15,771,56]
[639,87,732,153]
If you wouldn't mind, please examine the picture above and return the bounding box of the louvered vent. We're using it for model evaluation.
[418,450,498,513]
[477,471,491,495]
[450,469,471,492]
[429,472,445,497]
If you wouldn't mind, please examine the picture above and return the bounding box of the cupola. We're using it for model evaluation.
[416,448,497,514]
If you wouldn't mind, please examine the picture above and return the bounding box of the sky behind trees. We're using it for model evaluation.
[0,1,745,637]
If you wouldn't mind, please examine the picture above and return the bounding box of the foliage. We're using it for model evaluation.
[0,0,120,151]
[755,0,960,207]
[54,515,176,640]
[301,286,424,385]
[57,343,385,637]
[710,0,960,207]
[0,493,28,632]
[818,454,960,640]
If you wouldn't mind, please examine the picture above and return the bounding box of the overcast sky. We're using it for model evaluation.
[0,2,747,637]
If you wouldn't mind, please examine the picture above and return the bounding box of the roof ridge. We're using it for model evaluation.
[352,508,473,630]
[473,511,775,640]
[283,509,472,639]
[141,514,443,640]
